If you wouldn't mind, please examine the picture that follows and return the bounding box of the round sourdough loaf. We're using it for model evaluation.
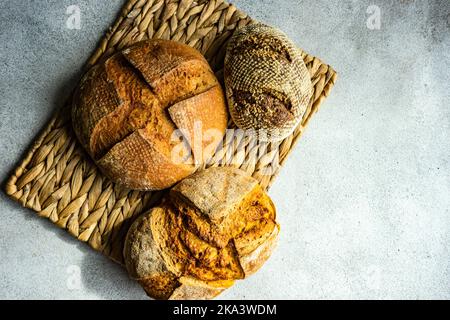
[72,40,228,190]
[123,167,279,300]
[224,23,312,142]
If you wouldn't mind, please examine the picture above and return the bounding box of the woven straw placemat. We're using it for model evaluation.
[5,0,336,264]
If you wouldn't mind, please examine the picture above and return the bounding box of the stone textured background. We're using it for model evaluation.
[0,0,449,299]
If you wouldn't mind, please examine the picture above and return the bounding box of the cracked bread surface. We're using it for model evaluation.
[72,40,228,190]
[123,167,279,300]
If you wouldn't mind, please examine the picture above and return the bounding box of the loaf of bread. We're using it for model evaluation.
[224,23,312,142]
[72,40,228,190]
[123,167,279,300]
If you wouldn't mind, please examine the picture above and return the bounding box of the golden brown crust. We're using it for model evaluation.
[168,85,228,164]
[168,277,232,300]
[97,129,194,191]
[72,40,227,190]
[140,274,180,300]
[72,63,121,152]
[122,39,207,87]
[122,39,219,107]
[123,167,279,300]
[90,54,163,159]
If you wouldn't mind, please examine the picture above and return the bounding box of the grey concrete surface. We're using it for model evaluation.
[0,0,449,300]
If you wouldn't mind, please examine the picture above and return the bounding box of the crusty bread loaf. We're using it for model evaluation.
[72,40,228,190]
[224,23,312,142]
[123,167,279,300]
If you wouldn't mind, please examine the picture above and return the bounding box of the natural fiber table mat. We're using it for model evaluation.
[5,0,336,264]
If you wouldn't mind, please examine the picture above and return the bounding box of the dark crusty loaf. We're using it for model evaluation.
[123,167,279,300]
[72,40,228,190]
[224,23,312,142]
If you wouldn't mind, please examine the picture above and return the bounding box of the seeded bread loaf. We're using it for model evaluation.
[224,23,312,142]
[72,40,228,190]
[123,167,279,300]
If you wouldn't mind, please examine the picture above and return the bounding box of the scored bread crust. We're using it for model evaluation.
[224,23,312,142]
[72,40,228,190]
[97,129,194,191]
[168,85,228,164]
[123,167,280,300]
[170,165,258,222]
